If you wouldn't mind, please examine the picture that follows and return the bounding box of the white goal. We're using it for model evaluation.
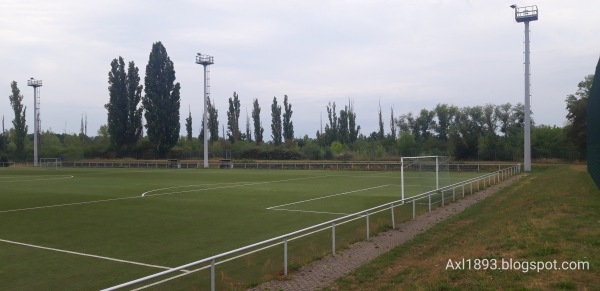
[400,156,450,201]
[39,158,62,169]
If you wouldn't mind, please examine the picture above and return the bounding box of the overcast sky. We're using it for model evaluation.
[1,0,599,140]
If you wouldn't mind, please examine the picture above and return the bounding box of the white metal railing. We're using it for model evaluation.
[103,163,521,291]
[0,162,16,168]
[233,162,507,172]
[69,161,200,169]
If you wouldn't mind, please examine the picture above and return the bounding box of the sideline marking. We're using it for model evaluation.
[0,238,184,271]
[266,184,390,210]
[0,175,74,183]
[0,196,139,214]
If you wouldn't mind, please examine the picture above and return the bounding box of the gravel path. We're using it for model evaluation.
[249,174,523,291]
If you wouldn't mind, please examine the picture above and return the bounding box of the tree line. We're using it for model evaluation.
[0,41,592,163]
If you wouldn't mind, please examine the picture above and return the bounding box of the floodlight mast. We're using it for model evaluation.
[196,53,214,169]
[512,4,538,172]
[27,78,42,167]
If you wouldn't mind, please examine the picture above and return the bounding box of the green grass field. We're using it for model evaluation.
[327,164,600,290]
[0,166,485,290]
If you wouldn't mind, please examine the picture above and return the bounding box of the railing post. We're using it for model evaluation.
[366,212,370,240]
[428,194,432,212]
[442,190,445,207]
[211,259,215,291]
[332,223,336,256]
[462,184,465,197]
[391,203,395,229]
[453,187,456,202]
[412,199,416,220]
[284,238,288,276]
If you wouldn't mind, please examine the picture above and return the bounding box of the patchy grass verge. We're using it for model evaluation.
[325,165,600,290]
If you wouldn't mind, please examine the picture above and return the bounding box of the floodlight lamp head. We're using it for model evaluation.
[510,4,517,9]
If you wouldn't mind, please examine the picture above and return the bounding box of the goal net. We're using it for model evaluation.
[401,156,450,201]
[40,158,62,169]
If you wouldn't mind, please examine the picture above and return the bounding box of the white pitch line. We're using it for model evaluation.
[269,208,349,215]
[0,176,328,213]
[266,184,390,210]
[0,175,74,183]
[0,196,140,214]
[140,182,248,197]
[142,175,327,197]
[0,238,183,271]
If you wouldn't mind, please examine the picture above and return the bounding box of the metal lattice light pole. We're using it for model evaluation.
[511,4,538,172]
[196,53,214,169]
[27,78,42,167]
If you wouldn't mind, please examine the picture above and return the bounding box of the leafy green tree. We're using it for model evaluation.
[105,57,143,151]
[185,107,192,141]
[348,100,359,143]
[495,103,513,137]
[245,110,252,142]
[252,98,264,144]
[482,104,498,135]
[397,112,417,139]
[338,107,349,144]
[532,125,571,159]
[0,115,5,154]
[271,97,282,146]
[389,106,396,140]
[377,103,384,140]
[9,81,27,156]
[227,92,241,143]
[416,108,435,142]
[324,102,338,145]
[565,74,594,159]
[283,95,294,142]
[330,140,343,154]
[206,96,219,142]
[397,131,417,156]
[142,42,181,157]
[433,104,458,141]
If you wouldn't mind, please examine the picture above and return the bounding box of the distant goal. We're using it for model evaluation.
[40,158,62,169]
[400,156,450,201]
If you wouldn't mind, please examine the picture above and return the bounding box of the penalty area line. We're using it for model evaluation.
[269,208,349,215]
[266,184,390,210]
[0,238,188,272]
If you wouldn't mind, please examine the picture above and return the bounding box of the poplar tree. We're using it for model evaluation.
[185,107,193,141]
[227,92,241,143]
[252,98,264,144]
[282,95,294,142]
[9,81,27,155]
[142,42,181,157]
[271,97,282,146]
[106,57,143,151]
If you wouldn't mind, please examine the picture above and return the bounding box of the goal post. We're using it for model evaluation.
[401,156,450,201]
[39,158,62,169]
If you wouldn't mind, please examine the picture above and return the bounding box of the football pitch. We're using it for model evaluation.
[0,167,486,290]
